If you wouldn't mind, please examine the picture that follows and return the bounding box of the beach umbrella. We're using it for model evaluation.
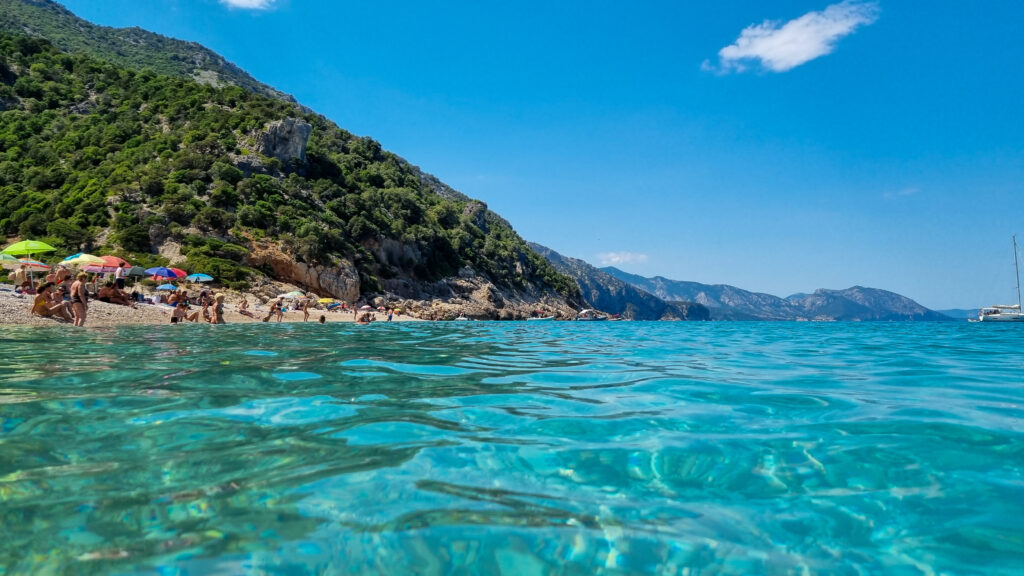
[1,240,56,256]
[359,305,374,311]
[62,253,105,267]
[145,267,178,278]
[100,255,129,268]
[0,253,20,268]
[185,273,214,282]
[125,266,147,277]
[84,255,130,274]
[156,283,177,290]
[168,268,188,278]
[317,298,335,304]
[17,259,50,272]
[277,291,306,299]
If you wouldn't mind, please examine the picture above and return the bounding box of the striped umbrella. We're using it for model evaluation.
[62,253,105,267]
[17,259,50,272]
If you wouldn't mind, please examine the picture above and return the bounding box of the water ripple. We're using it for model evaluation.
[0,322,1022,574]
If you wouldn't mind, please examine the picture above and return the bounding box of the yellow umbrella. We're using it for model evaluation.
[62,253,105,267]
[318,298,335,304]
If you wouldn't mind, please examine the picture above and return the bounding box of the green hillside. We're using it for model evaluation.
[0,0,292,101]
[0,33,577,300]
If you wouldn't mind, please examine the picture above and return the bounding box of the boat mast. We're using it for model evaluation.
[1015,234,1022,311]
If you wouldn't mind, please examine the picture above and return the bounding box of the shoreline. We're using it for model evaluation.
[0,285,419,328]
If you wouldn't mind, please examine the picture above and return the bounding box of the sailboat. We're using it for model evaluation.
[976,235,1024,322]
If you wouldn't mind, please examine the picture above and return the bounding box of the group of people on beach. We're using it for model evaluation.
[165,289,226,324]
[20,259,399,326]
[30,271,94,326]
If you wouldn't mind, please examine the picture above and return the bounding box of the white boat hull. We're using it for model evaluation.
[978,313,1024,322]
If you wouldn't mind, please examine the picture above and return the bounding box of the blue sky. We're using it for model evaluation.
[61,0,1024,309]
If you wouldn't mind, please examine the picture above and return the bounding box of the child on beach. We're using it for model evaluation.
[171,301,186,324]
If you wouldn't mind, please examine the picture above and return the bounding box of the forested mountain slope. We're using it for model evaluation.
[603,267,948,321]
[0,33,578,311]
[0,0,292,101]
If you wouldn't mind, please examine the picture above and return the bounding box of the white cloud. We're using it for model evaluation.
[597,252,649,266]
[220,0,275,9]
[883,186,919,199]
[705,0,878,74]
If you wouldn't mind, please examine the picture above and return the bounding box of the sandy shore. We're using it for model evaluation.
[0,284,417,327]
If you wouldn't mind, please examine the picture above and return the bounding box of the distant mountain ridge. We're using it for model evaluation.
[0,0,294,101]
[602,267,950,321]
[529,244,709,320]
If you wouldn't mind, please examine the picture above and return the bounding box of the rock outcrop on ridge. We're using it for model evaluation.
[257,119,312,164]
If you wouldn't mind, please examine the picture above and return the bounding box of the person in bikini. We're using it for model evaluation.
[238,298,255,318]
[70,273,89,326]
[31,282,73,322]
[211,293,226,324]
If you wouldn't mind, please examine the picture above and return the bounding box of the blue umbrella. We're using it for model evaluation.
[156,283,177,290]
[185,273,214,282]
[146,266,178,278]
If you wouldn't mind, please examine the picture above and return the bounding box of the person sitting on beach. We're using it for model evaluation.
[98,282,135,308]
[171,301,187,324]
[238,298,255,318]
[31,282,73,322]
[70,272,89,327]
[211,293,226,324]
[201,300,212,322]
[357,312,374,324]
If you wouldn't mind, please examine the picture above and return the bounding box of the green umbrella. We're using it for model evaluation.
[0,253,20,269]
[2,240,57,256]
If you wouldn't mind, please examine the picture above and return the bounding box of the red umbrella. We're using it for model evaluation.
[100,255,129,267]
[84,255,130,274]
[168,267,187,278]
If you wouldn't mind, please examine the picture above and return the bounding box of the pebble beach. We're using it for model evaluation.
[0,284,414,327]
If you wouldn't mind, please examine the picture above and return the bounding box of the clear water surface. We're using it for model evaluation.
[1,322,1022,575]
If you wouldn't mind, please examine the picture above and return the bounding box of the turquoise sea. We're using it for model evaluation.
[1,322,1022,575]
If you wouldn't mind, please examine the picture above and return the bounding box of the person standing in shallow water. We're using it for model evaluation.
[70,272,88,326]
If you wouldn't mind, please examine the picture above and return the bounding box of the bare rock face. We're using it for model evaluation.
[247,246,359,302]
[256,118,312,164]
[389,276,576,320]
